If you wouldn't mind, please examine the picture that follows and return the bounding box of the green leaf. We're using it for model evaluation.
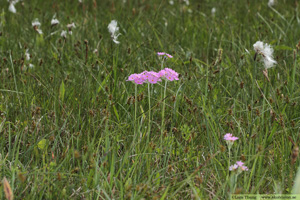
[113,105,119,122]
[275,45,293,51]
[87,169,95,188]
[155,172,160,187]
[97,72,111,93]
[59,80,65,102]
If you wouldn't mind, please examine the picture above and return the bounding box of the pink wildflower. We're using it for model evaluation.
[143,71,161,84]
[158,68,179,81]
[127,73,138,81]
[229,161,248,172]
[127,73,146,84]
[166,53,173,58]
[229,164,238,171]
[157,52,173,58]
[236,161,244,167]
[157,52,166,56]
[224,133,238,141]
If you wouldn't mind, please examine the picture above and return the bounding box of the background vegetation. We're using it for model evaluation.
[0,0,300,199]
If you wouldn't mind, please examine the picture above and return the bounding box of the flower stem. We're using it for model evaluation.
[228,147,231,170]
[147,83,151,142]
[161,80,168,143]
[134,84,137,141]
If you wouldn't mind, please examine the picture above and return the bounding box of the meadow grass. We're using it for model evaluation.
[0,0,300,199]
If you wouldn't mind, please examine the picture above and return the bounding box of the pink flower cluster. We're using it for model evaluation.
[157,52,173,58]
[229,161,248,171]
[224,133,238,141]
[127,68,179,84]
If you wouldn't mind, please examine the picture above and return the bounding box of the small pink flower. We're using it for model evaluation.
[229,164,238,171]
[158,68,179,81]
[127,73,146,84]
[229,161,248,172]
[224,133,238,141]
[127,73,138,81]
[166,53,173,58]
[158,69,167,78]
[157,52,173,58]
[236,161,244,167]
[144,71,161,84]
[240,165,248,171]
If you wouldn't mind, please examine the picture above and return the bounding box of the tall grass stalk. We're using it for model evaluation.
[250,59,257,136]
[291,49,297,95]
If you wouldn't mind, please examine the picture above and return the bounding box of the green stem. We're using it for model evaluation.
[147,83,151,142]
[250,61,257,136]
[161,80,168,144]
[291,49,297,95]
[135,84,137,142]
[224,147,231,194]
[228,147,231,170]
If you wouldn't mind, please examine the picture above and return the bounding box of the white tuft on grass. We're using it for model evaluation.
[253,41,277,69]
[8,3,16,13]
[211,7,216,16]
[61,30,67,38]
[268,0,275,7]
[25,49,30,61]
[51,18,59,26]
[108,20,121,44]
[32,18,43,34]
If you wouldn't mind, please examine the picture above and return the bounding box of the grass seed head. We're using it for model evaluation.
[3,177,13,200]
[292,146,299,165]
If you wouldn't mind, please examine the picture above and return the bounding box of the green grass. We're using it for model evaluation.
[0,0,300,199]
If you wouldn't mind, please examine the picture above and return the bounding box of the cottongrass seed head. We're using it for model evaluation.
[108,20,121,44]
[32,18,43,34]
[253,41,277,69]
[211,7,216,16]
[8,2,16,13]
[51,18,59,26]
[268,0,275,7]
[61,30,67,38]
[8,0,20,13]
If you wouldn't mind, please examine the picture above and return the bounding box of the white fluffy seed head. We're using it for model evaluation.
[9,3,16,13]
[211,7,216,15]
[25,49,30,61]
[263,55,277,69]
[61,30,67,38]
[67,23,76,29]
[51,18,59,25]
[253,41,277,69]
[268,0,275,7]
[253,41,264,53]
[108,20,120,44]
[108,20,119,35]
[32,19,41,27]
[36,29,43,35]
